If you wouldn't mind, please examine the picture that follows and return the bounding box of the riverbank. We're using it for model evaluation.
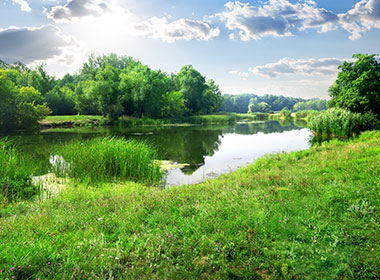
[39,113,314,130]
[1,131,379,279]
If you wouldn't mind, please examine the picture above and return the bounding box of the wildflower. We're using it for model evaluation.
[286,217,289,220]
[17,266,21,269]
[278,220,281,223]
[12,276,15,279]
[1,269,4,273]
[296,224,299,226]
[75,268,78,271]
[168,234,172,238]
[109,256,113,259]
[47,262,51,265]
[10,267,15,271]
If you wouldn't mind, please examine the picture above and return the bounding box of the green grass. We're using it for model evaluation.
[52,137,162,186]
[1,132,379,279]
[308,108,363,138]
[43,115,104,122]
[0,139,40,205]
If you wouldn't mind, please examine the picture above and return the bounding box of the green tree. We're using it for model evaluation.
[328,54,380,117]
[258,101,271,113]
[202,79,223,114]
[0,70,51,131]
[248,97,259,113]
[160,91,185,118]
[176,65,207,114]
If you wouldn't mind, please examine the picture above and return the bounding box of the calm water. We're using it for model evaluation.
[4,120,312,186]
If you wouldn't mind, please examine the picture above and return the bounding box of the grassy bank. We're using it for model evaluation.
[1,132,379,279]
[41,115,104,128]
[41,114,239,129]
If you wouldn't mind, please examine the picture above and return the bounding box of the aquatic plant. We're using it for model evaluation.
[52,137,162,185]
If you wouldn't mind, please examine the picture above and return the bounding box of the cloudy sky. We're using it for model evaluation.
[1,0,379,99]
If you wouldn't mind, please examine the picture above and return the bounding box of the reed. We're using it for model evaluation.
[308,108,363,138]
[52,137,162,186]
[0,139,39,204]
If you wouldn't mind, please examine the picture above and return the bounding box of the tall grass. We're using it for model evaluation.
[308,108,363,138]
[52,137,162,186]
[294,110,318,120]
[0,139,39,204]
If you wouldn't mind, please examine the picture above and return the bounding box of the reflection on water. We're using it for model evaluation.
[2,120,312,186]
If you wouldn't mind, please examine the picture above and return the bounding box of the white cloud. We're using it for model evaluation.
[0,25,81,65]
[216,0,338,40]
[132,17,220,43]
[12,0,31,12]
[339,0,380,40]
[228,70,249,77]
[45,0,114,23]
[249,57,353,78]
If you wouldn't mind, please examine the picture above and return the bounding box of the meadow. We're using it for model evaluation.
[0,131,379,279]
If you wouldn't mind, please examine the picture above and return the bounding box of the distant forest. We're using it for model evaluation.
[220,94,327,113]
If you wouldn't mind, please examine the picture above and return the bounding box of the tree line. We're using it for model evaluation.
[0,54,223,130]
[221,93,327,114]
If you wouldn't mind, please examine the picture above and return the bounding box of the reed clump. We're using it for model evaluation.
[308,108,363,138]
[53,137,162,186]
[0,139,39,204]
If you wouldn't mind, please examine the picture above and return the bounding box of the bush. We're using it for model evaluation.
[308,108,364,138]
[53,137,162,186]
[0,139,39,203]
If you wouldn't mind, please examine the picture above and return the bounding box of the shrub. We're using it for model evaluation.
[52,137,162,186]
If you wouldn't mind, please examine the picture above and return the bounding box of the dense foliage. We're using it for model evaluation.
[328,54,380,119]
[221,93,326,113]
[0,55,223,129]
[0,69,51,131]
[293,99,327,111]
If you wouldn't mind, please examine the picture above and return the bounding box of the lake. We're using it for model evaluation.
[4,120,312,186]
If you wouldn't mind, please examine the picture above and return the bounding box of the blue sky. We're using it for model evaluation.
[0,0,379,99]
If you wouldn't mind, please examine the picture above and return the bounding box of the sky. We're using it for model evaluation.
[0,0,379,99]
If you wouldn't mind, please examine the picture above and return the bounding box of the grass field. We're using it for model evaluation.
[0,131,379,279]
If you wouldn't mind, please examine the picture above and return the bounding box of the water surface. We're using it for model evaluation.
[4,120,312,186]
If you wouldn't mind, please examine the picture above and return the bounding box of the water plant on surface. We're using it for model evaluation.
[308,108,364,138]
[0,139,39,204]
[52,137,162,185]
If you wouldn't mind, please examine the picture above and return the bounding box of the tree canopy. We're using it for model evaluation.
[328,54,380,118]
